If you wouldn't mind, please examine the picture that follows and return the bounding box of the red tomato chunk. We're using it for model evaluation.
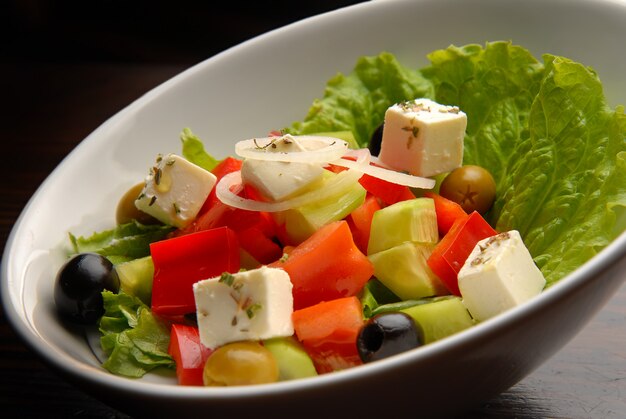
[292,296,364,374]
[270,220,374,310]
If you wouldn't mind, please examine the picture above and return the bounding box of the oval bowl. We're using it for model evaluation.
[2,0,626,417]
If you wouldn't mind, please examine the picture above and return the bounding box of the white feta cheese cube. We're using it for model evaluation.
[378,98,467,178]
[457,230,546,322]
[135,153,216,228]
[193,266,294,349]
[241,135,325,201]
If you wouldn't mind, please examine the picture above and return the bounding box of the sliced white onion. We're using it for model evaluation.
[216,168,364,212]
[235,135,349,163]
[330,156,436,189]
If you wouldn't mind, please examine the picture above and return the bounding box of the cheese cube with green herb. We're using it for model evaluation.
[193,266,294,350]
[457,230,546,321]
[241,135,325,201]
[134,153,216,228]
[378,98,467,178]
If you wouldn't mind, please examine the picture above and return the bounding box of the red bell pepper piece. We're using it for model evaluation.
[357,173,415,206]
[175,197,279,264]
[427,211,497,295]
[424,191,468,236]
[200,156,243,214]
[292,296,364,374]
[150,226,240,316]
[327,157,414,206]
[269,220,373,310]
[168,324,213,386]
[347,193,382,254]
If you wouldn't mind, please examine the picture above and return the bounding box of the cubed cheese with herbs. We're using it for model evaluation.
[378,98,467,178]
[241,135,325,201]
[193,266,294,349]
[457,230,546,321]
[135,153,216,228]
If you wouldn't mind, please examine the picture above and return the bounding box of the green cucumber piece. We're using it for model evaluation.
[367,198,438,255]
[401,296,475,344]
[280,171,366,244]
[369,242,448,300]
[371,295,456,317]
[263,337,318,381]
[114,256,154,305]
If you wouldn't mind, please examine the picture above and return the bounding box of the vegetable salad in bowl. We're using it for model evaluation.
[53,41,626,386]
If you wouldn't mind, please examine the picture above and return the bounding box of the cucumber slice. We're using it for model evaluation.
[401,296,475,344]
[369,242,448,300]
[280,171,366,244]
[367,197,438,255]
[114,256,154,305]
[263,337,318,381]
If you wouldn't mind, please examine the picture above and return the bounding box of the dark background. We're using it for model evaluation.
[1,1,366,64]
[1,1,625,418]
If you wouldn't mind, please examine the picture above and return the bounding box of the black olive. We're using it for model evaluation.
[357,312,421,363]
[368,123,384,156]
[54,253,120,325]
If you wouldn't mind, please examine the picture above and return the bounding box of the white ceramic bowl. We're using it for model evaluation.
[3,0,626,416]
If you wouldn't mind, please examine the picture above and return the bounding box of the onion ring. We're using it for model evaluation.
[330,152,435,189]
[216,169,363,212]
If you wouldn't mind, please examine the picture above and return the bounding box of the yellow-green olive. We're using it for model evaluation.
[439,165,496,215]
[203,341,279,386]
[115,183,159,225]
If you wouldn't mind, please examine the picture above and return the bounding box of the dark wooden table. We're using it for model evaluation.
[1,60,625,418]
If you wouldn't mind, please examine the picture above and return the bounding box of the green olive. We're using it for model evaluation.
[115,183,159,225]
[203,341,279,386]
[439,165,496,214]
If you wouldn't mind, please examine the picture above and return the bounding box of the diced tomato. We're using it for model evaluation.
[427,211,497,295]
[269,220,373,310]
[292,296,364,374]
[424,191,468,236]
[168,324,213,386]
[347,194,381,254]
[200,156,243,214]
[150,227,240,316]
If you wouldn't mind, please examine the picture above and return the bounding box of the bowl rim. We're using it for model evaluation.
[3,0,626,402]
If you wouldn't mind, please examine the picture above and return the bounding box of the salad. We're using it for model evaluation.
[53,41,626,386]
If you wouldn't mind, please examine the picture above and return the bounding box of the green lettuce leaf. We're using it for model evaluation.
[284,52,434,147]
[421,41,545,189]
[69,220,173,265]
[99,291,174,378]
[180,127,220,171]
[425,43,626,285]
[490,56,626,285]
[289,42,626,287]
